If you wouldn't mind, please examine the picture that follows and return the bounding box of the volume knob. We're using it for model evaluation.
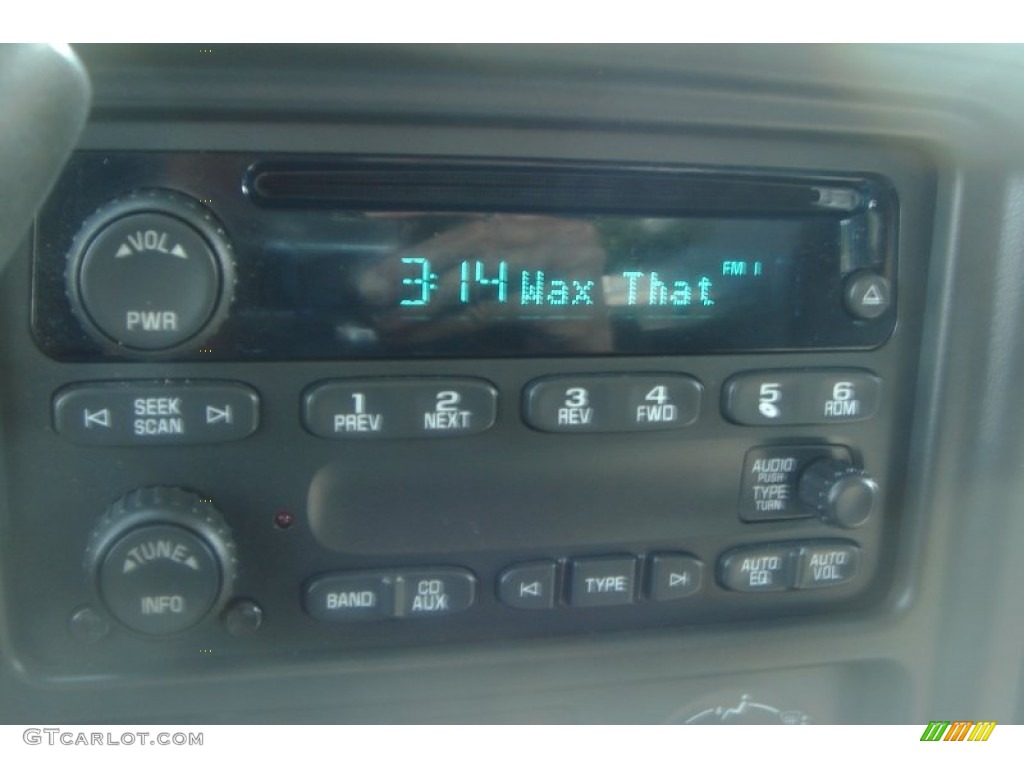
[84,488,237,636]
[66,190,234,353]
[798,458,880,529]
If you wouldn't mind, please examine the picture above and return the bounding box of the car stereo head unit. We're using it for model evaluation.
[2,149,921,678]
[33,155,896,361]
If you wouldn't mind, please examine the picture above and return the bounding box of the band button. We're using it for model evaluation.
[304,572,395,621]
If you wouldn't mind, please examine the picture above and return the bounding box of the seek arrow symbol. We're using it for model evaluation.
[519,581,542,597]
[669,572,690,587]
[83,408,111,429]
[205,405,232,425]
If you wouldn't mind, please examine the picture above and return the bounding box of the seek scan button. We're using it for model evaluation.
[53,380,259,446]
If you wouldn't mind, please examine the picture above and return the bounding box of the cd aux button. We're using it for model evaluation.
[394,568,477,618]
[303,378,497,439]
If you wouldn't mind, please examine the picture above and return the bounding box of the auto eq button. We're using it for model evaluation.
[53,381,259,445]
[718,544,796,592]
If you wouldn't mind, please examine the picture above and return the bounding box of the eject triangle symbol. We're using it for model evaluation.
[862,285,884,306]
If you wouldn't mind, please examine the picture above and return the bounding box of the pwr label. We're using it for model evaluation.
[126,311,178,332]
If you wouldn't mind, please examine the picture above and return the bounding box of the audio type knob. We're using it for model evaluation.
[65,190,234,353]
[84,488,238,636]
[798,458,880,529]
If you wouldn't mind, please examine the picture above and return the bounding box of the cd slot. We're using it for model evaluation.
[246,159,851,214]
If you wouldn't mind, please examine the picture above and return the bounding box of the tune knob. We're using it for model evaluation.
[798,458,880,529]
[84,488,237,636]
[66,190,234,353]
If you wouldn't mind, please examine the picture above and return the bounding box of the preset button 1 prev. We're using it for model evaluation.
[303,379,497,439]
[53,381,259,445]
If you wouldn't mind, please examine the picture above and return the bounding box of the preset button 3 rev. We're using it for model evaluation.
[523,375,701,433]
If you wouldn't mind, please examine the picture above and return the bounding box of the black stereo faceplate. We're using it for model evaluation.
[33,153,897,362]
[1,140,930,681]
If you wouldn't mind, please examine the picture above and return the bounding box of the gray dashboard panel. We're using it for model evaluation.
[2,44,1024,724]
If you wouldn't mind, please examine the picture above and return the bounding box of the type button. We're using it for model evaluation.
[568,556,637,607]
